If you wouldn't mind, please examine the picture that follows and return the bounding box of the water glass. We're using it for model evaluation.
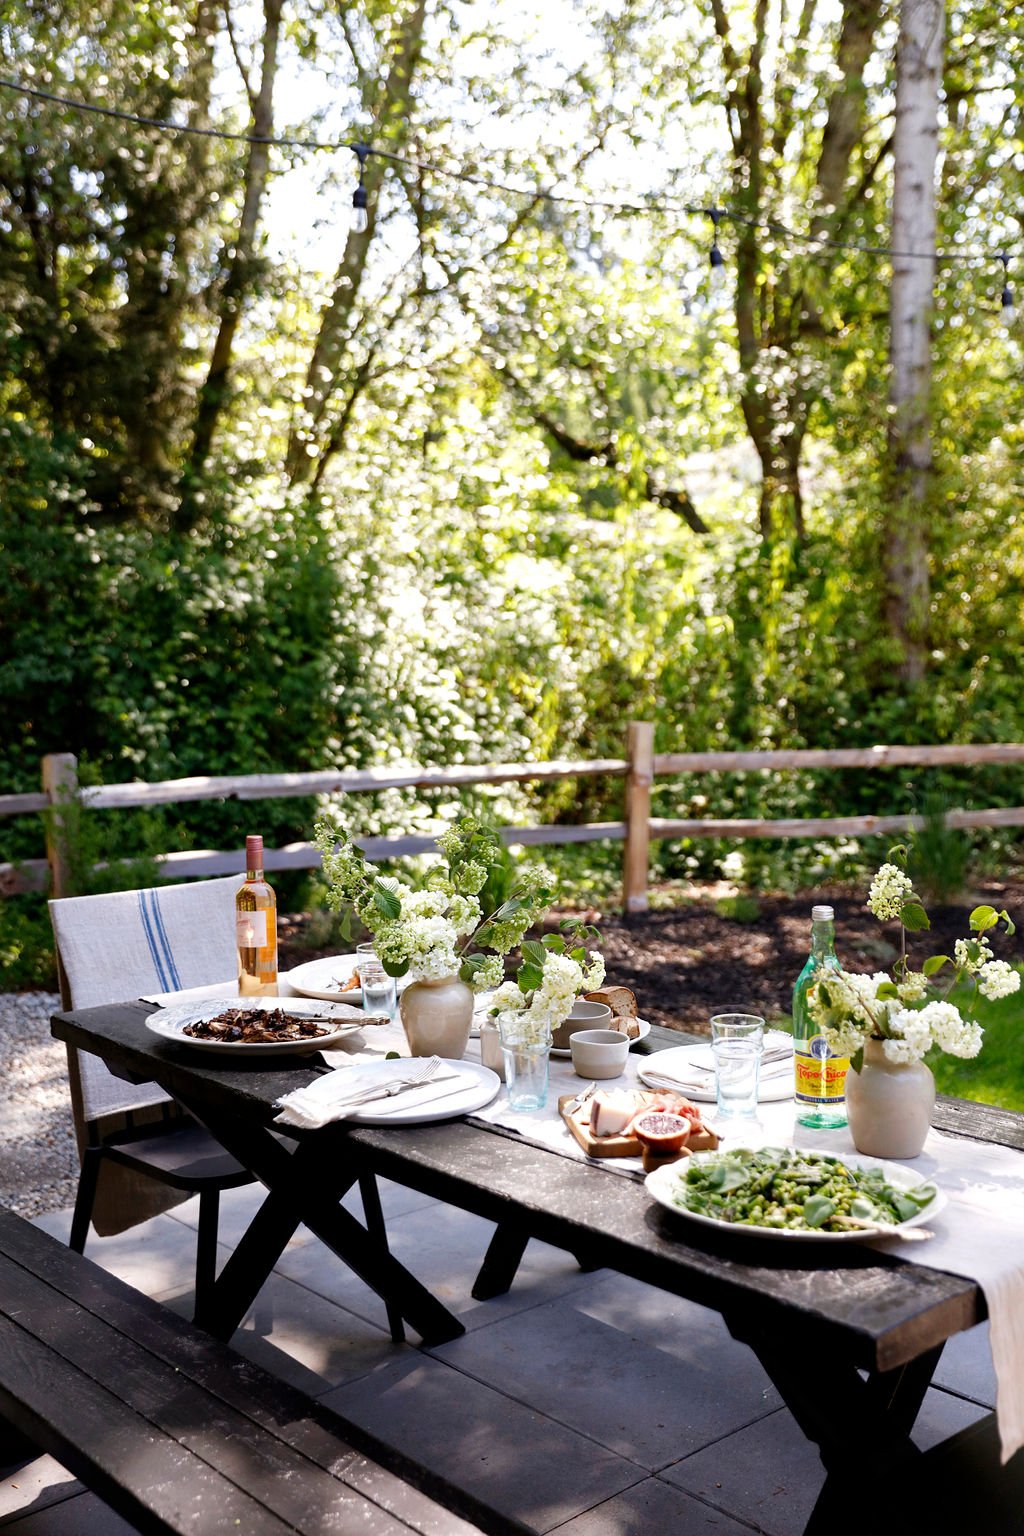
[710,1013,765,1120]
[356,942,397,1020]
[499,1020,551,1112]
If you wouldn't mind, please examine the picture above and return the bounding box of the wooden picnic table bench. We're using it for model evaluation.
[0,1205,523,1536]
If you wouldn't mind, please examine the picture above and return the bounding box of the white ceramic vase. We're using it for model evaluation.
[399,974,474,1059]
[846,1037,936,1159]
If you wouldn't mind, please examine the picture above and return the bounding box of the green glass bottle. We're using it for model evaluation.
[792,904,848,1129]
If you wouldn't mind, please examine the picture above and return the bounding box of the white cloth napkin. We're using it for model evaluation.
[642,1057,794,1094]
[273,1060,463,1128]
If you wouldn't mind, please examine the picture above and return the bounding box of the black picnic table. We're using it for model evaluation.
[50,1001,1024,1535]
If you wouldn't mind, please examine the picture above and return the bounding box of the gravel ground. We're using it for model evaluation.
[0,991,80,1217]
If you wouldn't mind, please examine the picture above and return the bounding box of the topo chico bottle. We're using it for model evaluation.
[236,835,278,997]
[792,904,847,1128]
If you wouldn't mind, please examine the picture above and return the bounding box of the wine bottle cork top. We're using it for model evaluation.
[245,835,264,861]
[811,904,834,921]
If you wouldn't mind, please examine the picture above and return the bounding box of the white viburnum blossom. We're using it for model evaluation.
[470,954,504,992]
[978,960,1020,1001]
[581,950,606,992]
[820,1017,870,1058]
[896,972,928,1003]
[867,863,914,921]
[883,1010,935,1063]
[447,893,482,937]
[374,914,460,981]
[954,935,993,973]
[895,1000,983,1059]
[401,889,449,919]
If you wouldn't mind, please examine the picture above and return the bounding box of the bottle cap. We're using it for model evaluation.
[245,835,264,863]
[811,904,834,921]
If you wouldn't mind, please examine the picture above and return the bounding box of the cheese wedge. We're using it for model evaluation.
[590,1090,637,1138]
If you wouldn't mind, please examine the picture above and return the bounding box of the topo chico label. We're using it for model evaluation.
[794,1035,850,1106]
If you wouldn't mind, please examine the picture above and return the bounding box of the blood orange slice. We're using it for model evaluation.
[631,1111,692,1153]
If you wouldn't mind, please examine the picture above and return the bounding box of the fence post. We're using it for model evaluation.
[41,753,79,898]
[622,722,654,914]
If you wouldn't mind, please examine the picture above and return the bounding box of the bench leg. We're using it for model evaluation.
[68,1148,103,1255]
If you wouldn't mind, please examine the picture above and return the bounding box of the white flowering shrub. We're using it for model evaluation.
[809,844,1018,1070]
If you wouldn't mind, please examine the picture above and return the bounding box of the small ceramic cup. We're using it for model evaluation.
[570,1028,629,1080]
[551,1000,612,1050]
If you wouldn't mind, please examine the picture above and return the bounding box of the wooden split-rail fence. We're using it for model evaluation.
[3,726,1024,912]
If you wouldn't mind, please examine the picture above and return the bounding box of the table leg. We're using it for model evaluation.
[726,1313,943,1535]
[196,1181,306,1337]
[173,1098,464,1346]
[471,1222,530,1300]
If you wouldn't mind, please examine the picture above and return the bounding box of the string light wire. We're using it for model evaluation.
[0,73,1019,287]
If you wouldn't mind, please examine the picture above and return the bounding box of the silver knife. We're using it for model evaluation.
[360,1080,470,1117]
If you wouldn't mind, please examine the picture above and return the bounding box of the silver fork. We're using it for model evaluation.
[339,1056,444,1107]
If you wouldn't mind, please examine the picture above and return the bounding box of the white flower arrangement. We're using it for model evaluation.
[489,945,606,1045]
[313,817,602,1000]
[809,847,1018,1070]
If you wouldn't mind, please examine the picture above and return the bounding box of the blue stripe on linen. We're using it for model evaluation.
[148,889,182,990]
[138,890,182,992]
[138,891,171,991]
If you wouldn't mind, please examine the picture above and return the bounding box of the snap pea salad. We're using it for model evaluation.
[672,1147,938,1234]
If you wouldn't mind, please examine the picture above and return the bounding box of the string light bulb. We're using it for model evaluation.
[999,253,1015,328]
[707,208,727,292]
[351,142,370,234]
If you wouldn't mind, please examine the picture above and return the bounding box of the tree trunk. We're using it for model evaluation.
[178,0,284,521]
[886,0,943,686]
[285,0,427,486]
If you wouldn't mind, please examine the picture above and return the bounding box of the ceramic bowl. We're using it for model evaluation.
[551,1000,612,1051]
[570,1028,629,1080]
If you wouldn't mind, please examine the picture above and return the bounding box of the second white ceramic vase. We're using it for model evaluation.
[399,974,474,1059]
[846,1037,936,1159]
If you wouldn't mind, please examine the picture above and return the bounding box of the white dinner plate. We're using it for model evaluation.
[341,1059,501,1125]
[550,1019,652,1058]
[146,996,370,1055]
[638,1032,794,1102]
[646,1150,947,1242]
[285,954,365,1005]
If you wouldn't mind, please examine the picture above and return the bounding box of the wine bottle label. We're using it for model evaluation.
[237,911,268,948]
[794,1039,850,1105]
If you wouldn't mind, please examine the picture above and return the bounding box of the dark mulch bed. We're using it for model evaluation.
[279,878,1021,1035]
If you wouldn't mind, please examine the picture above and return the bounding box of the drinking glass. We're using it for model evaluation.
[709,1013,765,1120]
[356,942,397,1020]
[499,1019,551,1112]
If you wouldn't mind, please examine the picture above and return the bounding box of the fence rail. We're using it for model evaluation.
[3,731,1024,911]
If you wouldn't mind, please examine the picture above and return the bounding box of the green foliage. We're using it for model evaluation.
[714,895,762,924]
[3,0,1024,946]
[929,976,1024,1111]
[909,796,973,904]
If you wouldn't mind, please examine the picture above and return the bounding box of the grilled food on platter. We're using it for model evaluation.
[183,1007,332,1043]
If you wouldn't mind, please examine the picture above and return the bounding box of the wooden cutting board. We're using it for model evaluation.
[558,1094,642,1157]
[558,1090,722,1161]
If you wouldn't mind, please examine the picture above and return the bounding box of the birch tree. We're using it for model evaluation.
[886,0,944,684]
